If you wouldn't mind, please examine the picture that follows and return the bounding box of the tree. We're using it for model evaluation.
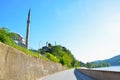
[51,45,64,57]
[45,53,59,62]
[84,62,110,68]
[79,61,85,67]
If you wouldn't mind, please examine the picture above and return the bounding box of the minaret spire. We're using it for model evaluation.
[26,8,31,49]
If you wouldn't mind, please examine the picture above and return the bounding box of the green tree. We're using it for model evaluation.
[61,54,72,67]
[42,45,80,68]
[45,53,59,62]
[84,62,110,68]
[51,45,64,57]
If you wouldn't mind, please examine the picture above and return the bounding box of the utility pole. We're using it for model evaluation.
[39,41,42,49]
[55,41,56,46]
[26,9,31,49]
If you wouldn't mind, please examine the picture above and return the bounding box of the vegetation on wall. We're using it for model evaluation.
[0,27,48,60]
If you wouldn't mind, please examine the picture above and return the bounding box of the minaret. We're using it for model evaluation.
[26,9,31,49]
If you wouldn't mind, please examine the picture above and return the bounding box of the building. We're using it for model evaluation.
[14,9,31,48]
[13,33,26,48]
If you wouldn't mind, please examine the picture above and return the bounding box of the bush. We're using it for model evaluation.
[45,53,59,62]
[0,28,15,46]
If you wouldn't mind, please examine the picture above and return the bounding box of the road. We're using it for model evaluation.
[40,69,95,80]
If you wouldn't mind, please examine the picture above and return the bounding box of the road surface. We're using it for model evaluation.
[40,69,95,80]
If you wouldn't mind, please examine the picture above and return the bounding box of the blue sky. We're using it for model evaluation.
[1,0,120,62]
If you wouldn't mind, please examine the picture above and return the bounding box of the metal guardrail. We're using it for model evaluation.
[77,69,120,80]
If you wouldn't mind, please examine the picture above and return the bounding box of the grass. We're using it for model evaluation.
[1,41,49,61]
[13,44,49,60]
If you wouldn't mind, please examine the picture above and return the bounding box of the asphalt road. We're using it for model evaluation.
[40,69,95,80]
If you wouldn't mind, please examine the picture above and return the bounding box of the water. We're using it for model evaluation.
[92,66,120,72]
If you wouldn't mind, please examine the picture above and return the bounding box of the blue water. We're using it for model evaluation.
[92,66,120,72]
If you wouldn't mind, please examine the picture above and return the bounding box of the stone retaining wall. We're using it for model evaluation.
[0,42,65,80]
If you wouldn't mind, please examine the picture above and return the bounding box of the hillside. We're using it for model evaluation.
[93,55,120,66]
[37,43,80,68]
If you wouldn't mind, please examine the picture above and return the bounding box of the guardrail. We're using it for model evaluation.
[77,69,120,80]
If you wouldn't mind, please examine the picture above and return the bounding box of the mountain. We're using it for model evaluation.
[93,55,120,66]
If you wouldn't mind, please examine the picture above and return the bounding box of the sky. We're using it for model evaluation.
[1,0,120,63]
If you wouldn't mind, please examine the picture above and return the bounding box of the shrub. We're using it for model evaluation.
[45,53,59,62]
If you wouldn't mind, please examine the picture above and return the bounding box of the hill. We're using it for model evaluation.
[37,43,80,68]
[93,55,120,66]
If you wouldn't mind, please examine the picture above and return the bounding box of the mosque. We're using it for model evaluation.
[14,9,30,49]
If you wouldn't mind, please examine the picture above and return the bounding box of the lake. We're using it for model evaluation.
[92,66,120,72]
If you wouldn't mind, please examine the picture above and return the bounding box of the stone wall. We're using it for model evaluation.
[0,42,65,80]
